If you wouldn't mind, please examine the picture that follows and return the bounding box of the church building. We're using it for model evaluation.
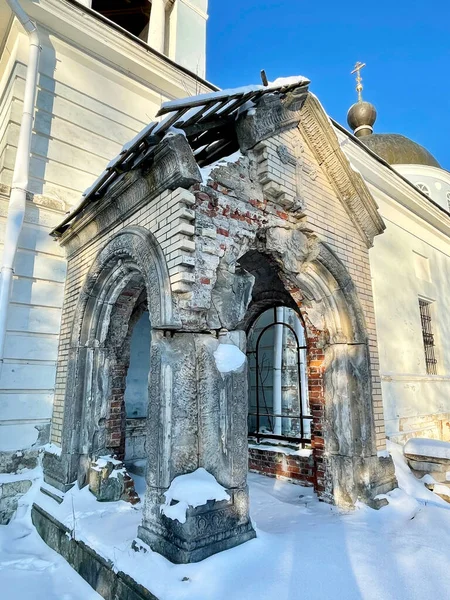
[0,0,450,579]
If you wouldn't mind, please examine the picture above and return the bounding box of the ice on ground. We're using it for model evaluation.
[404,436,450,460]
[161,468,230,524]
[213,342,246,374]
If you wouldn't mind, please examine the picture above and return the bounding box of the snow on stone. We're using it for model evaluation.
[213,342,246,374]
[43,442,62,457]
[160,76,309,114]
[200,150,243,184]
[160,468,229,524]
[268,75,309,88]
[248,443,312,458]
[433,483,450,497]
[404,437,450,460]
[377,449,390,458]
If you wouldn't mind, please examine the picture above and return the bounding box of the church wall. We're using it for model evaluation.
[370,191,450,442]
[0,5,212,453]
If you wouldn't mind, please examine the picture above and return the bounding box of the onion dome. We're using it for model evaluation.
[347,101,377,138]
[360,133,441,168]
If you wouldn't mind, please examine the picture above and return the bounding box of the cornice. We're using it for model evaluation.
[298,94,385,248]
[336,128,450,239]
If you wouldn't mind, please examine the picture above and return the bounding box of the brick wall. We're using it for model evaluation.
[248,446,315,486]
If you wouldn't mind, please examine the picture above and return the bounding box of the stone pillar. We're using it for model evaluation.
[323,342,396,506]
[137,330,255,564]
[147,0,166,53]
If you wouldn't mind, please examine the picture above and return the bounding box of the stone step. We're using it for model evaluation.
[40,484,64,504]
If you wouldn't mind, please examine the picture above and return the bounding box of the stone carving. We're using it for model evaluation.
[42,85,396,572]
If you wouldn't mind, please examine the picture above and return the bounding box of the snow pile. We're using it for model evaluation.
[248,443,312,458]
[213,343,246,374]
[0,466,102,599]
[404,437,450,460]
[161,468,230,524]
[43,443,62,457]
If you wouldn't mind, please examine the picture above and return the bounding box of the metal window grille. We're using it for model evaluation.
[247,308,312,447]
[419,299,437,375]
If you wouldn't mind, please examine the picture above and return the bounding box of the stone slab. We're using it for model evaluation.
[32,503,158,600]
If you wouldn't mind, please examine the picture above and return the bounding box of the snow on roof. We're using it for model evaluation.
[159,75,309,113]
[52,75,310,237]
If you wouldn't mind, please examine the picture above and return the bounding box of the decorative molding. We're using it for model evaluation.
[236,88,309,153]
[58,134,201,255]
[298,94,386,248]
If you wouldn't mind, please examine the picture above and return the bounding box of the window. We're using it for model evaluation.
[416,182,431,197]
[247,307,311,445]
[92,0,151,40]
[419,299,438,375]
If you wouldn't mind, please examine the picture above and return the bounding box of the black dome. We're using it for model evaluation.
[347,101,377,136]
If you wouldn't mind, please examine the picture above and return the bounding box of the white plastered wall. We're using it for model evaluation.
[0,2,212,451]
[370,189,450,441]
[336,127,450,443]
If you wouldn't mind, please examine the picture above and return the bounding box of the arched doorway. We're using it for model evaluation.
[247,306,311,445]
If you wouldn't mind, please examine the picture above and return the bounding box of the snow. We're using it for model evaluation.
[159,76,309,114]
[404,437,450,460]
[213,342,246,373]
[433,483,450,497]
[160,468,230,524]
[6,442,450,599]
[200,150,242,184]
[248,443,312,458]
[268,75,309,88]
[43,443,62,457]
[0,467,102,600]
[377,449,390,458]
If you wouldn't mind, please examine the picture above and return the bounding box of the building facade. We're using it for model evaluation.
[340,98,450,444]
[0,0,212,454]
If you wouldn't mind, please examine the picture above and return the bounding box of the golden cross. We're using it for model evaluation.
[351,61,366,101]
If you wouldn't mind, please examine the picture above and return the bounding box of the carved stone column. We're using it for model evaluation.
[138,330,255,563]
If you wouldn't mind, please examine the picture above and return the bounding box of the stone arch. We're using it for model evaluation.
[237,228,390,506]
[52,227,177,487]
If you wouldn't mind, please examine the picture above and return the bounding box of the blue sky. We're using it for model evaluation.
[206,1,450,170]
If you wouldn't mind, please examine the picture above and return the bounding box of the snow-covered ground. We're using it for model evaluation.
[2,443,450,600]
[0,467,101,599]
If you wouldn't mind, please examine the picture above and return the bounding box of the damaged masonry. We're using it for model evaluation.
[36,77,396,567]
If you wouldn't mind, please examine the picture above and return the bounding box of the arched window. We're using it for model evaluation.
[91,0,151,40]
[247,307,311,446]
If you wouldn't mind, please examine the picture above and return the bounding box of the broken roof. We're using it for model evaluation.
[54,76,310,235]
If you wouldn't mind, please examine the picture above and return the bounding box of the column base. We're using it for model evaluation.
[138,487,256,564]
